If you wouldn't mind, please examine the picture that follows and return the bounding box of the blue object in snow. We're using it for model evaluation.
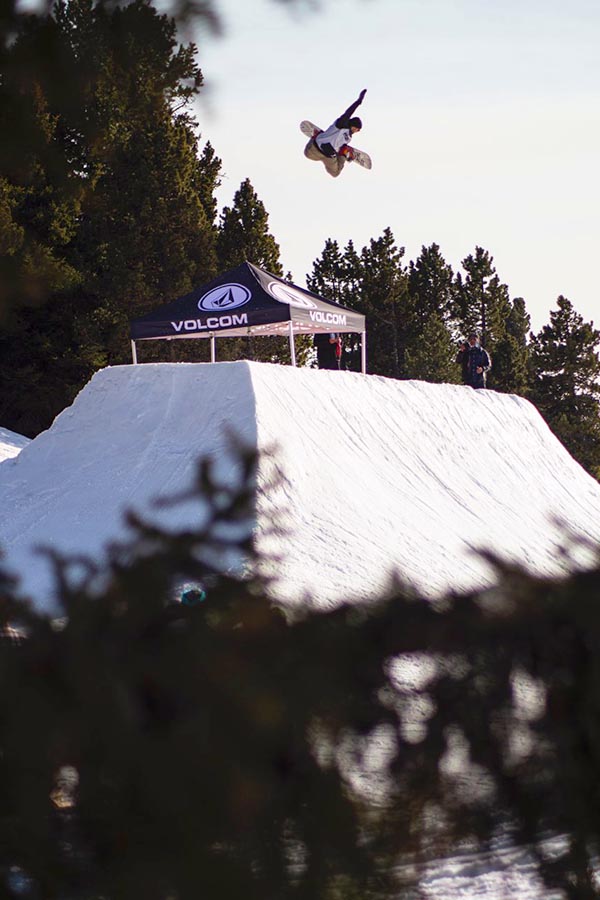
[181,588,207,606]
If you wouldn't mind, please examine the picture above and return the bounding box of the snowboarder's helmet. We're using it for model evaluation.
[349,117,362,130]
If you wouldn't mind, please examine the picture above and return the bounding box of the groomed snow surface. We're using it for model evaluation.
[1,361,600,613]
[0,426,30,463]
[1,360,600,898]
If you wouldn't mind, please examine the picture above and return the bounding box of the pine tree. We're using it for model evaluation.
[340,228,408,378]
[453,248,530,394]
[216,178,282,275]
[529,296,600,478]
[195,141,222,235]
[404,313,458,383]
[405,244,458,383]
[306,238,350,306]
[61,0,219,352]
[215,179,309,365]
[0,17,82,325]
[491,296,531,395]
[0,0,221,434]
[453,247,496,341]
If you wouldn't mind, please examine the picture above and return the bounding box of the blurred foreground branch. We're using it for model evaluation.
[0,443,599,897]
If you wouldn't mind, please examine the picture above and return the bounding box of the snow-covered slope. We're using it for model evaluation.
[0,426,30,463]
[1,361,600,612]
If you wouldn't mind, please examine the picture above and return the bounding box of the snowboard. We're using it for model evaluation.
[300,120,372,170]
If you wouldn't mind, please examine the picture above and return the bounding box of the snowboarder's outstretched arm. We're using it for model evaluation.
[335,88,367,128]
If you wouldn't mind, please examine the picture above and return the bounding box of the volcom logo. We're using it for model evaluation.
[309,311,347,326]
[171,313,249,333]
[198,283,251,312]
[267,281,317,310]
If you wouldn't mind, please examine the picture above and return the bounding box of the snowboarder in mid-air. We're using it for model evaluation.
[302,89,369,177]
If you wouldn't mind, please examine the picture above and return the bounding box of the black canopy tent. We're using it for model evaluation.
[129,261,367,372]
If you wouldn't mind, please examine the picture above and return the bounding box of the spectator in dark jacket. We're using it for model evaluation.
[314,333,342,370]
[456,332,491,389]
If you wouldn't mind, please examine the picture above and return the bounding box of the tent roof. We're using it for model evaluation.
[130,261,365,342]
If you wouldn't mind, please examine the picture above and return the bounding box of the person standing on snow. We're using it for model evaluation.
[456,332,491,389]
[314,333,342,370]
[304,89,367,178]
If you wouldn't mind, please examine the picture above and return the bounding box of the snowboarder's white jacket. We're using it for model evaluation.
[315,92,365,158]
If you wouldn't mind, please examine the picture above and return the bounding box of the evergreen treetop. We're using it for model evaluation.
[529,296,600,478]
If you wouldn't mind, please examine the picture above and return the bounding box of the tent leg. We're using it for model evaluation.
[210,335,216,363]
[361,332,367,374]
[131,340,138,365]
[288,322,296,366]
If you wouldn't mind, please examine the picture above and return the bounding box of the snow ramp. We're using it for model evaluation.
[1,361,600,612]
[0,427,30,463]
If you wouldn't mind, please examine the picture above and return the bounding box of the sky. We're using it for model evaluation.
[1,360,600,614]
[191,0,600,333]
